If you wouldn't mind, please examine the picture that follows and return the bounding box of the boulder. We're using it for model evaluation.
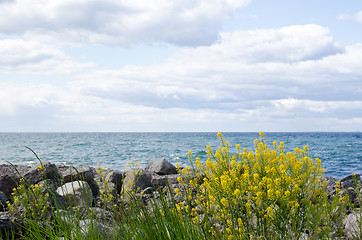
[56,181,93,207]
[75,219,116,240]
[321,176,338,199]
[346,187,360,207]
[122,169,152,195]
[145,158,177,175]
[24,161,60,185]
[0,174,19,197]
[105,170,125,194]
[58,166,99,197]
[0,165,24,197]
[0,211,20,239]
[343,210,361,239]
[151,173,182,188]
[37,179,66,210]
[340,174,360,189]
[0,191,8,211]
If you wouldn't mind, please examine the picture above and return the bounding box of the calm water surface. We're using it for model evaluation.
[0,132,361,179]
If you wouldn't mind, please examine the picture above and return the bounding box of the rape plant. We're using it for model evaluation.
[7,179,51,221]
[177,132,347,239]
[95,164,116,210]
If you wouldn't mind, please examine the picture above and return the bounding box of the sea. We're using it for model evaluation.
[0,132,361,179]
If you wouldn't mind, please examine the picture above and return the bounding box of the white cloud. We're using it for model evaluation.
[0,39,93,73]
[0,0,250,46]
[0,23,361,131]
[338,11,362,23]
[71,25,358,109]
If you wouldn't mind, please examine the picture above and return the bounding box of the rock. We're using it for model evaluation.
[75,219,116,240]
[0,218,17,239]
[0,165,21,197]
[24,161,60,185]
[122,169,152,195]
[340,174,360,189]
[38,178,63,192]
[0,211,21,239]
[346,187,360,207]
[56,181,93,207]
[0,191,8,211]
[0,174,19,198]
[58,166,99,197]
[321,176,338,187]
[321,176,338,199]
[141,187,154,195]
[343,210,361,239]
[57,207,115,229]
[105,170,124,194]
[151,173,182,188]
[36,180,67,210]
[145,158,177,175]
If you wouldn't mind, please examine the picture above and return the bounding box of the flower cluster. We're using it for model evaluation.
[95,165,115,209]
[177,132,346,239]
[7,178,50,220]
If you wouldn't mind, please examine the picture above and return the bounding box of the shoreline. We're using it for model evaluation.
[0,158,361,239]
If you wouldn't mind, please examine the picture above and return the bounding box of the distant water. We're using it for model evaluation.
[0,132,361,179]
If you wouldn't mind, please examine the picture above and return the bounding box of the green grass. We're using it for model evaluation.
[4,134,362,239]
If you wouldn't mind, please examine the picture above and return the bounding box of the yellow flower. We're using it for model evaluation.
[285,191,290,198]
[220,197,229,207]
[38,165,45,171]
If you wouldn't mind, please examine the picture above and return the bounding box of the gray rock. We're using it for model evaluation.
[321,176,338,187]
[343,210,361,239]
[145,158,177,175]
[0,191,7,211]
[341,174,360,189]
[24,161,60,185]
[151,173,182,188]
[105,170,124,194]
[0,165,21,197]
[122,169,152,195]
[38,178,63,192]
[75,219,116,240]
[0,211,20,239]
[57,206,115,228]
[37,180,66,210]
[141,187,154,195]
[58,166,99,197]
[56,181,93,207]
[321,176,338,199]
[346,187,360,207]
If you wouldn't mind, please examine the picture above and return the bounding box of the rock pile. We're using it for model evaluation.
[322,174,362,239]
[0,159,361,239]
[0,158,184,239]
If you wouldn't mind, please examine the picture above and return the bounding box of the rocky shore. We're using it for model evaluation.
[0,159,361,239]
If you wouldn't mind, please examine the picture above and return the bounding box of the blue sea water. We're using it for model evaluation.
[0,132,361,179]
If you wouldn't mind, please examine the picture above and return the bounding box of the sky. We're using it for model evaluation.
[0,0,361,132]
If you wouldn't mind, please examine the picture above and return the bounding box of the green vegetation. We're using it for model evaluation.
[4,132,362,239]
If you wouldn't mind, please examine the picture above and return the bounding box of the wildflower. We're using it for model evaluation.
[233,189,241,196]
[220,198,229,207]
[285,191,290,198]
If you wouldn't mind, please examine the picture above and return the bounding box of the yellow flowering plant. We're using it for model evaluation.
[95,164,116,210]
[177,132,347,239]
[7,179,51,221]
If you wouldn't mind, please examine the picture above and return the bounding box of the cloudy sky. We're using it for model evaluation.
[0,0,361,132]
